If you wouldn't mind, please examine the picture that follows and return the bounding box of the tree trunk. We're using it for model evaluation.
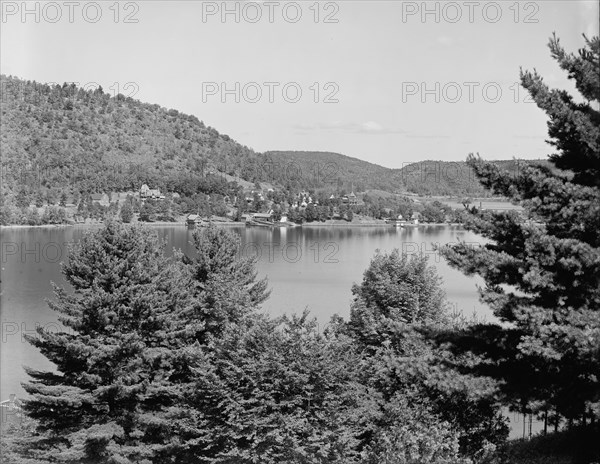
[528,414,533,440]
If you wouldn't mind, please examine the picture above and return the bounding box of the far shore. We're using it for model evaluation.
[1,220,239,230]
[302,220,463,227]
[2,220,465,230]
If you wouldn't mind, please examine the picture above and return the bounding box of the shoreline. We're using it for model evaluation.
[1,221,465,230]
[301,221,463,227]
[1,223,78,229]
[0,220,243,230]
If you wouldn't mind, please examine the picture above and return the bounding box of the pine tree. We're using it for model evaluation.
[441,35,600,424]
[181,225,270,343]
[22,222,191,462]
[116,225,271,462]
[523,34,600,187]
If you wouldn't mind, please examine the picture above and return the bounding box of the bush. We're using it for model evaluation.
[364,394,471,464]
[41,206,67,224]
[119,202,133,223]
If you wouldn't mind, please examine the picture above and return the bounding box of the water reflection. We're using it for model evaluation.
[1,224,489,398]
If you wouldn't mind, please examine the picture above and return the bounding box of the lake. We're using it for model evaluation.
[1,224,533,437]
[0,224,487,396]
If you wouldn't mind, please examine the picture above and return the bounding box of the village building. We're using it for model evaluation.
[252,212,274,222]
[140,184,165,200]
[90,193,110,206]
[186,214,203,228]
[348,192,358,206]
[243,211,274,223]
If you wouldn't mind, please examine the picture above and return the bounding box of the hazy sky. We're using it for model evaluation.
[1,1,598,167]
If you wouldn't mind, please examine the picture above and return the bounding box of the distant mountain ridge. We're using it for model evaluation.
[1,75,551,199]
[393,158,553,197]
[258,151,552,197]
[257,151,400,192]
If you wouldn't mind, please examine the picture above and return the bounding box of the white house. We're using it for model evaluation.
[90,193,110,206]
[140,185,165,200]
[140,184,150,197]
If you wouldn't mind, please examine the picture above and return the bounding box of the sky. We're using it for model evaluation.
[1,0,598,168]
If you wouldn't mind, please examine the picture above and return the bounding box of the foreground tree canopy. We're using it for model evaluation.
[15,223,272,462]
[3,222,508,463]
[442,34,600,426]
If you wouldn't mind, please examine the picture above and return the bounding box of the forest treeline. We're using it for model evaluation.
[0,75,256,198]
[1,74,549,204]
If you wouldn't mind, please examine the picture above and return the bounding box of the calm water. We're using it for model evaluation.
[1,224,491,399]
[2,224,536,437]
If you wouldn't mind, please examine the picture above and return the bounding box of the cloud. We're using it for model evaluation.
[293,121,406,134]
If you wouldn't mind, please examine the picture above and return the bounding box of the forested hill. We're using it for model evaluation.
[0,75,260,198]
[394,159,553,197]
[258,151,401,192]
[1,75,550,200]
[260,151,553,197]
